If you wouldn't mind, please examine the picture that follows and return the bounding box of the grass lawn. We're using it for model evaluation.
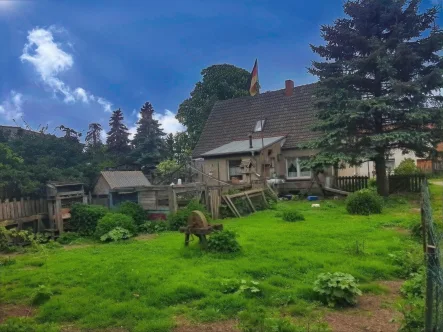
[0,189,427,332]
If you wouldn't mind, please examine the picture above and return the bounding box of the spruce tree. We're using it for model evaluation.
[308,0,443,196]
[106,109,130,157]
[165,133,175,160]
[85,123,103,150]
[131,102,166,170]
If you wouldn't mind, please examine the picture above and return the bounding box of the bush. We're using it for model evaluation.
[207,230,241,253]
[401,269,425,299]
[95,213,136,238]
[70,204,108,236]
[168,199,210,231]
[56,232,80,245]
[346,189,383,215]
[220,279,262,297]
[394,158,422,175]
[116,201,146,227]
[313,272,362,307]
[282,210,305,222]
[100,227,132,242]
[138,221,168,234]
[398,298,424,332]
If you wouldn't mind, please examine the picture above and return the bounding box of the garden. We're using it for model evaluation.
[0,185,435,332]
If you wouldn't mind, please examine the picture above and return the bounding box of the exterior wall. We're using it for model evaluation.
[138,191,157,210]
[92,176,111,196]
[338,149,419,178]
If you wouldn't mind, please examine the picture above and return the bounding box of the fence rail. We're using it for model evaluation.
[0,197,47,221]
[336,176,368,192]
[389,174,425,193]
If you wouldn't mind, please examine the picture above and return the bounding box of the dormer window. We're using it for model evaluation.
[254,120,265,132]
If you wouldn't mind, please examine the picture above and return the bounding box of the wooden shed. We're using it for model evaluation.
[92,171,151,208]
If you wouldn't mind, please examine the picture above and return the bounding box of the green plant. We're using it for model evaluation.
[31,285,53,305]
[389,245,423,277]
[138,221,168,234]
[282,210,305,222]
[116,201,146,227]
[0,257,16,266]
[345,189,383,215]
[324,201,337,209]
[100,227,132,242]
[313,272,362,307]
[368,178,377,189]
[345,240,366,256]
[44,240,62,250]
[401,269,425,299]
[0,317,58,332]
[56,232,81,245]
[220,279,261,297]
[70,203,108,236]
[95,213,136,238]
[207,230,241,253]
[394,158,422,175]
[167,199,210,231]
[398,298,424,331]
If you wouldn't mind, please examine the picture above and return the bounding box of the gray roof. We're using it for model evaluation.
[101,171,151,189]
[202,136,285,157]
[193,83,318,158]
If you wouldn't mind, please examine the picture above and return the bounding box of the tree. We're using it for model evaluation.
[394,158,422,175]
[165,133,175,160]
[176,64,250,147]
[308,0,443,196]
[130,102,166,171]
[85,123,103,150]
[57,125,82,143]
[106,109,131,157]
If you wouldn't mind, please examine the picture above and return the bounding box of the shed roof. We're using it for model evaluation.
[202,136,285,157]
[100,171,151,189]
[193,83,317,158]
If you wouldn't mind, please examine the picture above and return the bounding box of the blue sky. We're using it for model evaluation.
[0,0,440,138]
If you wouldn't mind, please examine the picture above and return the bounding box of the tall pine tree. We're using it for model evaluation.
[165,133,175,160]
[131,102,166,171]
[85,123,103,150]
[308,0,443,196]
[106,109,130,157]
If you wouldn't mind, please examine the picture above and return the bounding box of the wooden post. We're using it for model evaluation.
[55,197,63,233]
[83,195,88,204]
[108,192,113,209]
[425,245,436,332]
[245,193,256,213]
[4,199,9,220]
[19,198,24,218]
[48,200,55,230]
[168,186,178,214]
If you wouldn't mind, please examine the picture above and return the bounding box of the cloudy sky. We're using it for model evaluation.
[0,0,440,138]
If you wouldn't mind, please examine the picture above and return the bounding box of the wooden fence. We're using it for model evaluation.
[389,174,425,193]
[0,197,47,222]
[336,176,369,192]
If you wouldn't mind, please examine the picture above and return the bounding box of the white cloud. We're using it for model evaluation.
[0,91,24,122]
[20,27,112,113]
[154,110,185,134]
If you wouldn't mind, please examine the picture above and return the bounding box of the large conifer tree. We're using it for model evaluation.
[106,109,130,157]
[309,0,443,196]
[131,102,166,170]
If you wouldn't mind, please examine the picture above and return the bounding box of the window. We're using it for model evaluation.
[385,159,395,175]
[286,157,311,179]
[228,160,242,180]
[254,120,265,132]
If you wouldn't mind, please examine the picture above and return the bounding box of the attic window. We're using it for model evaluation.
[254,120,265,132]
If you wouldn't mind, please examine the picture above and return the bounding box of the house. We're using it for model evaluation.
[192,80,331,192]
[92,171,151,207]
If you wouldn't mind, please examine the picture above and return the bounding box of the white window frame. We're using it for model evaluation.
[286,157,312,179]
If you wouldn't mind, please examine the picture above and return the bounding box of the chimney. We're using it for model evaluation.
[285,80,294,96]
[248,133,253,149]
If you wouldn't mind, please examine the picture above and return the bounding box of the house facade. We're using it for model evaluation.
[192,80,331,192]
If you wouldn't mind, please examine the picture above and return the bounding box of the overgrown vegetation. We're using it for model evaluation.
[70,204,108,236]
[139,221,168,234]
[394,159,422,176]
[207,230,241,253]
[346,189,383,215]
[313,272,362,307]
[116,201,146,227]
[100,227,133,242]
[94,213,136,238]
[282,210,305,222]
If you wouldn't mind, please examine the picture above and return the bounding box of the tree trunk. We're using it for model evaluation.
[374,155,389,197]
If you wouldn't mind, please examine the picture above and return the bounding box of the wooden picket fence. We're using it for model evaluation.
[389,174,425,193]
[0,197,48,221]
[336,176,369,192]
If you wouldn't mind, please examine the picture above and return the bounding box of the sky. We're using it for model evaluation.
[0,0,441,139]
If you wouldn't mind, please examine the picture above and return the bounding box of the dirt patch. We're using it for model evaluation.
[0,304,34,323]
[174,317,240,332]
[134,234,158,241]
[384,227,410,235]
[325,280,403,332]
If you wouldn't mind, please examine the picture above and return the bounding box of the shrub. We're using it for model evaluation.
[345,189,383,215]
[31,285,53,305]
[401,269,425,299]
[207,230,241,253]
[313,272,362,307]
[168,199,210,231]
[138,221,168,234]
[220,279,261,297]
[282,210,305,222]
[398,298,424,331]
[100,227,132,242]
[95,213,136,238]
[70,204,108,236]
[368,178,377,189]
[116,201,146,227]
[394,158,422,175]
[56,232,80,245]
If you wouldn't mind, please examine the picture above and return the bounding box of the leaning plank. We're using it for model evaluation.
[222,195,240,218]
[266,183,279,200]
[228,189,264,199]
[0,214,47,227]
[261,191,269,207]
[226,196,242,218]
[324,187,350,196]
[244,193,256,213]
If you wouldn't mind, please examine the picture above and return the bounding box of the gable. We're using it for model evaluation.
[192,83,318,158]
[93,175,111,196]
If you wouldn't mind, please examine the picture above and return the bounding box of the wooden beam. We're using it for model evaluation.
[0,214,48,227]
[244,193,256,213]
[222,195,240,218]
[324,187,350,196]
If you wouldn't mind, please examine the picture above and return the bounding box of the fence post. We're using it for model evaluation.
[425,245,436,332]
[168,186,178,214]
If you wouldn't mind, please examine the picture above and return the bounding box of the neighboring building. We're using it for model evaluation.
[192,80,331,192]
[92,171,151,207]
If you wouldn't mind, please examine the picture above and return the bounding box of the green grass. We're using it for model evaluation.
[0,196,422,331]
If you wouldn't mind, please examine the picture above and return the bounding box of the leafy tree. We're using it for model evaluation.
[85,123,103,150]
[165,133,175,160]
[176,64,250,147]
[156,159,181,177]
[106,109,131,157]
[130,102,166,171]
[174,132,192,165]
[394,158,422,175]
[308,0,443,196]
